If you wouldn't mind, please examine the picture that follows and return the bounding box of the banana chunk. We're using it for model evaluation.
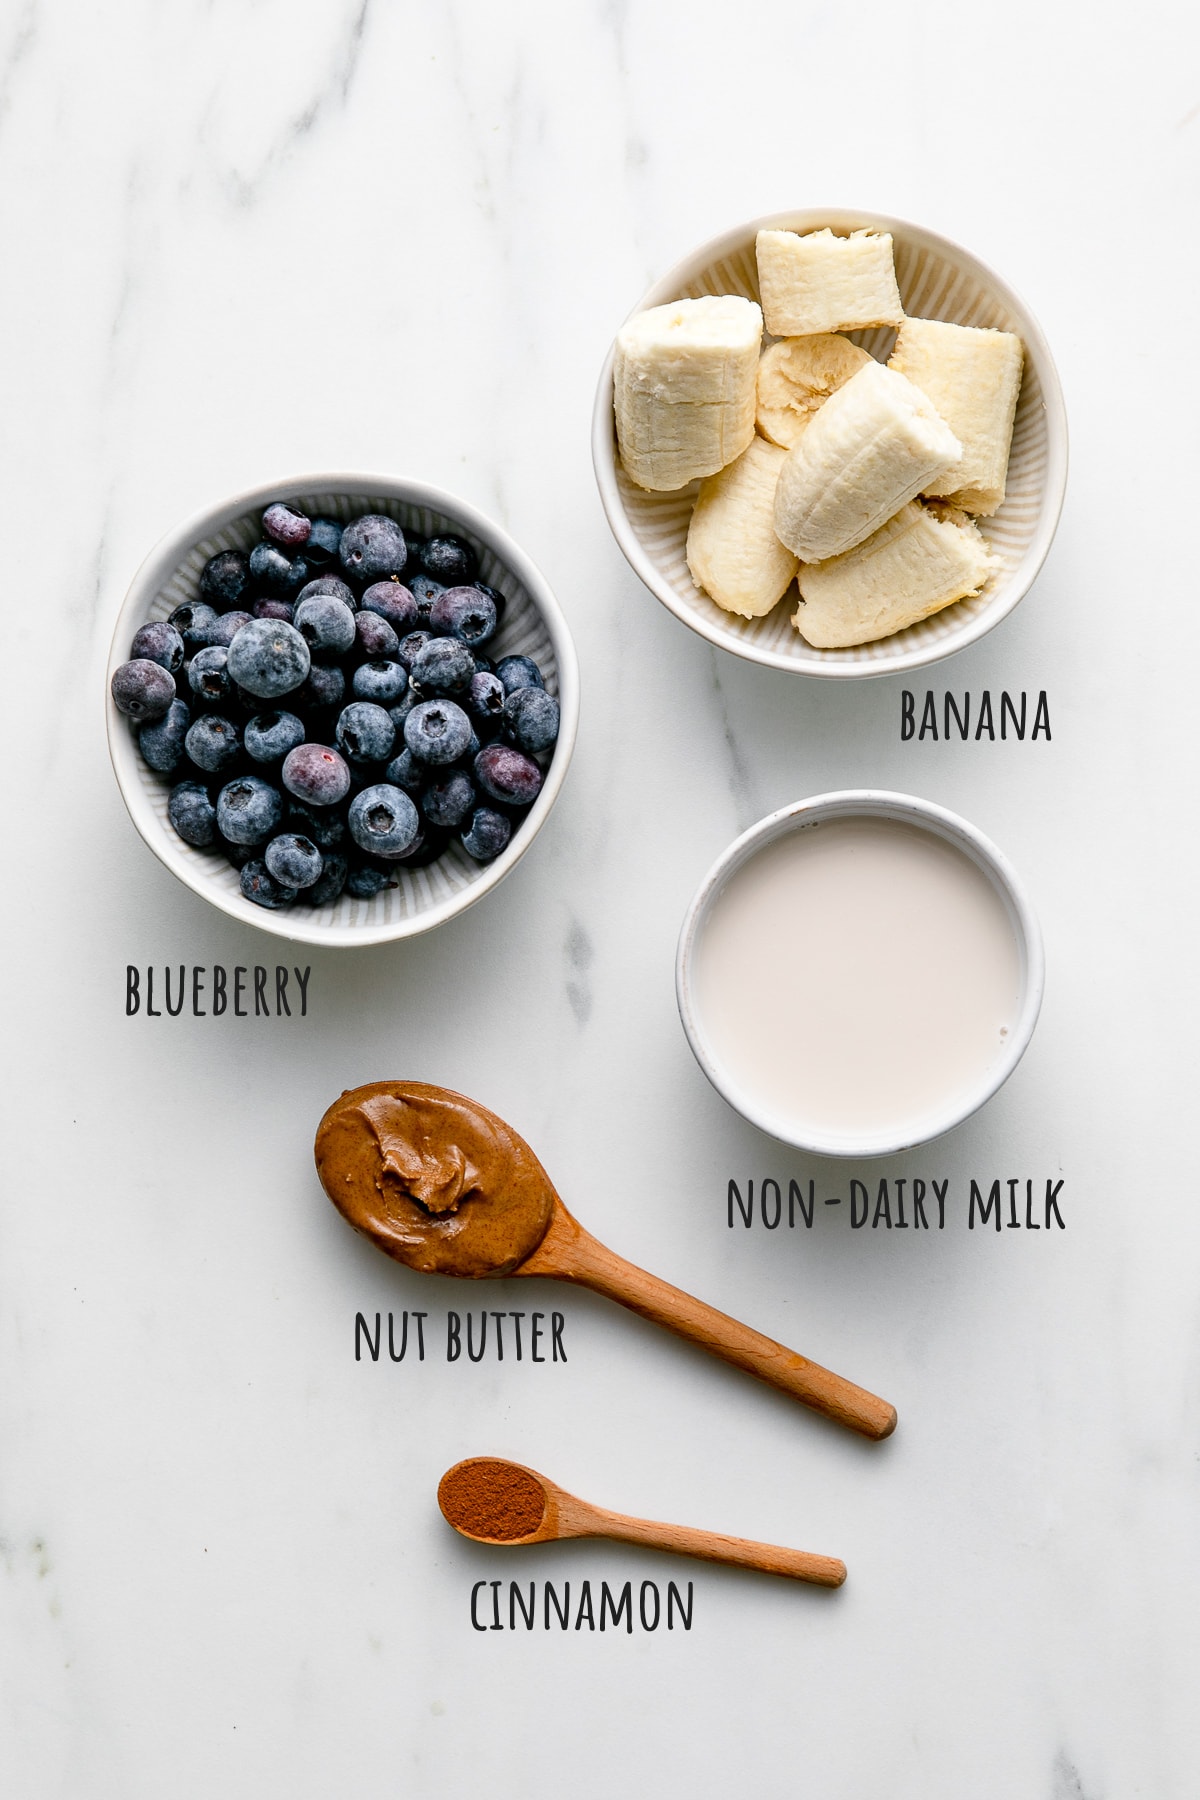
[614,295,762,492]
[755,229,904,337]
[755,334,873,449]
[772,360,961,563]
[793,502,994,648]
[687,437,798,618]
[889,318,1024,516]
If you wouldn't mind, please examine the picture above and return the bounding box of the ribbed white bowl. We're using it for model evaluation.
[107,475,579,947]
[593,210,1068,678]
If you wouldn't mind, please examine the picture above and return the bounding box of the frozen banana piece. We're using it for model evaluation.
[773,360,961,563]
[614,295,762,492]
[793,502,994,649]
[755,229,904,337]
[889,318,1024,516]
[687,437,798,618]
[755,334,873,449]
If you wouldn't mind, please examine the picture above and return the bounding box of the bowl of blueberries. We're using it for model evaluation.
[107,475,579,946]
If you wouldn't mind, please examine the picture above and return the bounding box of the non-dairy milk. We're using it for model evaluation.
[692,816,1021,1142]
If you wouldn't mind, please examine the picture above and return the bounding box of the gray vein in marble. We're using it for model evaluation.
[564,918,594,1025]
[707,648,756,829]
[599,0,653,274]
[217,0,371,208]
[0,0,38,141]
[1052,1750,1097,1800]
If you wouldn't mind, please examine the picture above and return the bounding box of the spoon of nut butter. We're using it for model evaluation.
[315,1081,896,1440]
[438,1456,846,1587]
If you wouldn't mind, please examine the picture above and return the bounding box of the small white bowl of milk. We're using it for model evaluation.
[677,792,1044,1157]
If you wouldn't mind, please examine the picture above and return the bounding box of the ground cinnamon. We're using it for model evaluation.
[438,1458,546,1541]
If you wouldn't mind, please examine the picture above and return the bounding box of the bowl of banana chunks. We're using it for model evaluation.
[592,210,1067,678]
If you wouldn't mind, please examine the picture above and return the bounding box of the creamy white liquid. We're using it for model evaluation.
[693,817,1021,1141]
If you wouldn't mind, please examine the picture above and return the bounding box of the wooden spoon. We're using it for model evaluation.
[438,1456,846,1587]
[315,1081,896,1440]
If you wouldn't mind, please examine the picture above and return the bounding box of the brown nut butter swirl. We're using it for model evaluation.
[314,1081,555,1277]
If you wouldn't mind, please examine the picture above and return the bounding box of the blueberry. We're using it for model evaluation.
[352,659,408,705]
[199,549,252,612]
[112,658,176,722]
[348,784,420,858]
[187,646,232,706]
[503,686,559,755]
[130,620,185,673]
[474,742,543,807]
[205,609,254,649]
[138,700,191,774]
[296,663,346,712]
[307,852,348,904]
[389,823,450,869]
[421,534,478,585]
[360,581,417,634]
[404,698,473,766]
[466,669,506,736]
[240,859,296,909]
[409,636,474,697]
[383,747,424,795]
[282,742,351,807]
[249,541,308,594]
[252,597,295,622]
[293,594,356,658]
[421,769,475,830]
[461,807,511,863]
[226,618,310,699]
[286,799,346,849]
[264,832,322,889]
[408,574,444,621]
[387,689,418,736]
[305,517,343,567]
[296,573,357,611]
[262,502,311,548]
[495,655,544,696]
[354,610,400,660]
[396,629,432,671]
[168,781,217,847]
[338,514,407,583]
[169,601,220,652]
[217,775,284,844]
[185,713,241,774]
[245,710,305,764]
[428,585,497,648]
[475,581,508,627]
[221,836,256,870]
[335,701,396,766]
[346,859,397,898]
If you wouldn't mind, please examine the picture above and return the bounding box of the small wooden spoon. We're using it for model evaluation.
[438,1457,846,1587]
[316,1081,896,1440]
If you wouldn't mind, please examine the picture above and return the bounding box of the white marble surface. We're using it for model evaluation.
[4,1,1200,1793]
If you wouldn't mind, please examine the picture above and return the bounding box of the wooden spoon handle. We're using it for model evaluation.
[578,1508,845,1586]
[522,1210,896,1439]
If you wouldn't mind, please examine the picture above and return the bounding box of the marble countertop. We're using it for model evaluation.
[5,1,1199,1794]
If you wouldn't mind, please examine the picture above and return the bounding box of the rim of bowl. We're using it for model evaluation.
[592,207,1069,679]
[106,472,580,948]
[676,790,1046,1157]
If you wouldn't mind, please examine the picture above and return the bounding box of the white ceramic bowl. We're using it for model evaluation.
[593,209,1068,678]
[107,474,579,947]
[676,791,1045,1156]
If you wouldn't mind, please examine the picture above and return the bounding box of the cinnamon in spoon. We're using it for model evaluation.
[438,1457,846,1587]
